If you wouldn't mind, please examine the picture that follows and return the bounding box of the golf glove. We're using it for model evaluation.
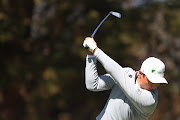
[83,37,97,52]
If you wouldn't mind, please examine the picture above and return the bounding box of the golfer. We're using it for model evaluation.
[83,37,168,120]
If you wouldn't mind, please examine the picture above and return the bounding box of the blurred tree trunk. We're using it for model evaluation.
[31,0,55,40]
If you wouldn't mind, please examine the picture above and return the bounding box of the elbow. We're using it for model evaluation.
[85,81,93,90]
[85,79,98,91]
[86,85,95,91]
[85,83,97,91]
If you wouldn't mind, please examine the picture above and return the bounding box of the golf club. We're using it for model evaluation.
[85,11,121,49]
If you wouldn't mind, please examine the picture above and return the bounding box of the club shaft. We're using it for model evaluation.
[91,12,112,38]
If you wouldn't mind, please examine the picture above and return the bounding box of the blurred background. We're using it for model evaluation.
[0,0,179,120]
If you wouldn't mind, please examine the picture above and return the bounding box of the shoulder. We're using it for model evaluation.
[123,67,136,76]
[123,67,135,72]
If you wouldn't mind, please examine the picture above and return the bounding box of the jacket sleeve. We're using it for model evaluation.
[85,55,115,91]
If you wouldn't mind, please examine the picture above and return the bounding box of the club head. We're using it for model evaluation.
[110,11,121,18]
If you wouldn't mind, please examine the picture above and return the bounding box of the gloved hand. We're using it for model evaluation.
[83,37,97,53]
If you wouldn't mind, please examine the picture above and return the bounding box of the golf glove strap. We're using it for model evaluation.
[83,38,97,52]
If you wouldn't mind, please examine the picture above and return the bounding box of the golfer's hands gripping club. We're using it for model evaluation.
[83,37,97,53]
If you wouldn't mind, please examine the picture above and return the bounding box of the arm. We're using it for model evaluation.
[85,55,115,91]
[83,37,133,93]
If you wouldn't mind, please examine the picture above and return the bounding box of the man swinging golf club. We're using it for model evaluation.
[83,37,168,120]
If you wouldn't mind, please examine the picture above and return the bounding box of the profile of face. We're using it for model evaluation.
[137,70,160,91]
